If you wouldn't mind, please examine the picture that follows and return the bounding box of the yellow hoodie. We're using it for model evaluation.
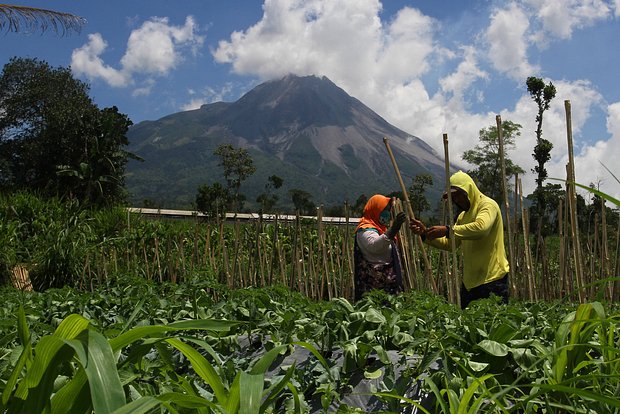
[427,171,509,290]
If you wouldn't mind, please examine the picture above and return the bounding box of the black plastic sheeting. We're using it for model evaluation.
[234,335,441,413]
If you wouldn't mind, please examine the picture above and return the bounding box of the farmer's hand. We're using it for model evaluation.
[409,218,427,236]
[385,212,407,239]
[426,225,449,241]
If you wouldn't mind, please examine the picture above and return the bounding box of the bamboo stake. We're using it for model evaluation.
[154,237,163,282]
[558,198,566,298]
[344,201,355,300]
[394,199,416,291]
[593,212,599,294]
[613,219,620,301]
[563,167,575,300]
[496,115,516,295]
[192,223,199,272]
[518,178,535,300]
[383,137,434,285]
[220,224,231,287]
[565,100,586,302]
[443,134,460,306]
[513,173,522,297]
[600,198,611,300]
[317,205,332,300]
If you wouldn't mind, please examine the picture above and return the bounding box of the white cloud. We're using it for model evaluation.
[485,3,537,80]
[180,98,208,111]
[615,0,620,16]
[375,7,436,82]
[71,33,129,87]
[132,79,156,97]
[180,83,235,111]
[439,45,488,106]
[525,0,611,40]
[570,102,620,200]
[121,16,203,75]
[71,16,203,91]
[214,0,385,85]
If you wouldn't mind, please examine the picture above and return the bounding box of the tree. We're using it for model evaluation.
[213,144,256,212]
[408,173,434,219]
[462,120,525,202]
[0,57,134,206]
[351,194,368,217]
[526,76,556,229]
[526,183,564,235]
[289,189,314,215]
[195,182,231,221]
[0,4,85,35]
[256,174,283,213]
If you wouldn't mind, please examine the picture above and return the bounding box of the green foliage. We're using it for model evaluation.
[256,174,283,213]
[289,188,315,215]
[0,282,617,412]
[0,192,95,289]
[408,173,434,219]
[213,144,256,212]
[0,57,134,207]
[196,181,231,221]
[526,76,557,225]
[461,120,524,203]
[350,194,368,217]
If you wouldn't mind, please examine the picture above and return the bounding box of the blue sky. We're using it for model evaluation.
[4,0,620,199]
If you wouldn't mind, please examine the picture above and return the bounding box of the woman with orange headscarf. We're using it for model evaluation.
[354,194,407,301]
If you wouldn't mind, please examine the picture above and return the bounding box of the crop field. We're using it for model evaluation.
[1,193,620,413]
[1,278,619,413]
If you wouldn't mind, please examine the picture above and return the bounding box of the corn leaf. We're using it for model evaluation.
[249,344,288,375]
[239,372,264,414]
[50,369,91,414]
[63,330,125,414]
[110,397,160,414]
[166,338,229,406]
[110,319,240,351]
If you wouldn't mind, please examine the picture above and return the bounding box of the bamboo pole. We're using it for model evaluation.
[613,219,620,301]
[317,205,332,300]
[394,199,416,291]
[558,198,566,298]
[443,134,460,306]
[383,137,434,285]
[496,115,516,296]
[154,237,163,282]
[513,173,522,296]
[343,202,353,299]
[600,198,611,300]
[518,178,535,300]
[565,100,586,302]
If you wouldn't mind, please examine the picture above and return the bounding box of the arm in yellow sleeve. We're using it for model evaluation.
[452,202,497,240]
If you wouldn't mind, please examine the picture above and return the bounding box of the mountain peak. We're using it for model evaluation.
[126,75,448,209]
[226,74,357,139]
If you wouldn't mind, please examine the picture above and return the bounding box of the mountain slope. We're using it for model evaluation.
[125,74,451,210]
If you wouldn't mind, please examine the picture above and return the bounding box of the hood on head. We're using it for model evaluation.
[449,171,481,206]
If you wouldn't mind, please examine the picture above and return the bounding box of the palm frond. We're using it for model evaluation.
[0,4,86,36]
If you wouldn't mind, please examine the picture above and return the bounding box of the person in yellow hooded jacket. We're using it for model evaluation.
[409,171,510,309]
[354,194,407,301]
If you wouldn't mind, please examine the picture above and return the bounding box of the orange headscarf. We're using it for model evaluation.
[355,194,391,234]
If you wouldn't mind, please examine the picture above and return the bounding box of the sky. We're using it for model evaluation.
[3,0,620,202]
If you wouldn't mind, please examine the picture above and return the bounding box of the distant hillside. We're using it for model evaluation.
[125,74,455,211]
